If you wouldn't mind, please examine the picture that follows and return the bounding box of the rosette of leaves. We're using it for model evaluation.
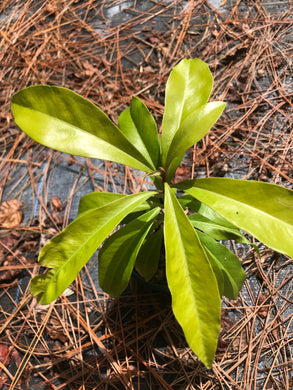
[11,59,293,368]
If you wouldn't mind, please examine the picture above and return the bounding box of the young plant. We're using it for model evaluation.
[11,59,293,368]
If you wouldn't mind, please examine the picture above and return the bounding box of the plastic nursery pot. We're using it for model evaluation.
[129,268,171,308]
[130,245,170,297]
[131,268,170,294]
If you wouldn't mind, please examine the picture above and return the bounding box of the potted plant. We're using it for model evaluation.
[11,59,293,368]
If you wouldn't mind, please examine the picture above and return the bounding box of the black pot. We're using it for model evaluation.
[128,270,171,308]
[131,268,170,294]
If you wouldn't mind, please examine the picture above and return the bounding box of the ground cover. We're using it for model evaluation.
[0,0,292,388]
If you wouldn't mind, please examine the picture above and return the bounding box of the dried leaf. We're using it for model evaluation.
[0,258,22,282]
[82,60,98,77]
[51,210,63,225]
[0,373,8,389]
[11,349,21,367]
[0,232,19,251]
[173,166,191,184]
[146,33,162,44]
[217,313,234,353]
[258,293,269,318]
[22,240,37,252]
[47,327,68,343]
[0,344,9,365]
[0,200,23,229]
[51,197,62,211]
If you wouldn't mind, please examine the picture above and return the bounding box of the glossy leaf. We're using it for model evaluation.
[135,227,164,281]
[178,178,293,258]
[179,194,249,242]
[165,101,226,181]
[195,200,238,229]
[161,59,213,166]
[188,213,250,243]
[130,96,160,168]
[197,231,246,299]
[78,192,125,217]
[118,107,155,169]
[11,85,153,172]
[164,183,221,368]
[99,207,161,296]
[196,238,224,297]
[30,191,157,304]
[78,192,152,217]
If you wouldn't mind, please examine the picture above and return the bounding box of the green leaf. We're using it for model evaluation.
[135,227,164,281]
[30,191,157,304]
[179,194,249,242]
[188,213,250,243]
[78,192,126,217]
[78,192,152,217]
[164,183,221,368]
[180,194,242,228]
[120,198,163,225]
[160,57,226,181]
[99,207,161,296]
[130,96,160,168]
[178,194,202,211]
[11,85,153,172]
[197,231,246,300]
[195,200,237,229]
[161,59,212,164]
[118,107,154,169]
[178,178,293,258]
[165,101,226,181]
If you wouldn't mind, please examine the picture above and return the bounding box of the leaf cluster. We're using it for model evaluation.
[11,59,293,368]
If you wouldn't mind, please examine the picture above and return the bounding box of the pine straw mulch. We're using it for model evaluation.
[0,0,292,389]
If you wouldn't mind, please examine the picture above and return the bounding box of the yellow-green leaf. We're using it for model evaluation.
[161,59,213,165]
[178,178,293,258]
[135,227,164,281]
[197,231,246,300]
[164,183,221,368]
[98,207,161,296]
[77,192,152,217]
[30,191,157,304]
[130,96,161,168]
[164,101,225,181]
[11,85,153,172]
